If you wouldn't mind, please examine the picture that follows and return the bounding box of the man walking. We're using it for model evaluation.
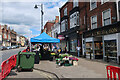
[76,46,81,57]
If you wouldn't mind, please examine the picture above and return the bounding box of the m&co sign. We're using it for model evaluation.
[58,35,65,40]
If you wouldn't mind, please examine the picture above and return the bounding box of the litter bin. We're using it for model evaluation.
[16,52,35,71]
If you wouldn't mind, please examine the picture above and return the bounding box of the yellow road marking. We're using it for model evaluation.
[34,69,54,80]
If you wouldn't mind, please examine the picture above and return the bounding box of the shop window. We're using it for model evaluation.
[104,40,117,62]
[73,0,78,8]
[90,0,97,10]
[94,41,103,59]
[70,39,77,52]
[86,42,93,54]
[64,8,67,16]
[102,9,111,26]
[91,15,97,29]
[70,11,79,29]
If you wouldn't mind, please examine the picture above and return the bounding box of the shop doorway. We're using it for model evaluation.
[94,37,103,59]
[85,37,103,59]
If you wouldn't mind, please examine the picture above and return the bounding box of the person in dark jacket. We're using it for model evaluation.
[26,46,30,52]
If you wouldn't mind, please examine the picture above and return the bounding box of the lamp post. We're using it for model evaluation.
[76,30,79,46]
[34,4,44,34]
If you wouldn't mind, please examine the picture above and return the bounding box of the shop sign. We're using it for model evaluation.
[84,24,120,38]
[93,27,118,36]
[58,35,65,40]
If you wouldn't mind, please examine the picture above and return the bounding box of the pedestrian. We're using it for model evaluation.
[76,46,81,57]
[64,46,67,53]
[26,46,30,52]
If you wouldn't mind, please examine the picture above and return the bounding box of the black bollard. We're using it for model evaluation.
[119,56,120,65]
[90,53,91,60]
[84,52,86,58]
[107,55,109,63]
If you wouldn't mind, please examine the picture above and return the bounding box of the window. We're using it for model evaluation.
[70,11,79,28]
[64,8,67,16]
[91,15,97,29]
[61,20,68,32]
[73,0,78,8]
[70,39,77,52]
[102,9,111,26]
[90,0,97,10]
[84,16,86,24]
[101,0,109,4]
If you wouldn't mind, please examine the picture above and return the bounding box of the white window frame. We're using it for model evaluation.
[102,9,111,26]
[70,11,79,29]
[90,0,97,10]
[61,20,67,32]
[101,0,109,4]
[73,0,78,8]
[91,15,97,29]
[64,8,67,16]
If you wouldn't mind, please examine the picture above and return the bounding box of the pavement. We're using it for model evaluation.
[6,57,120,79]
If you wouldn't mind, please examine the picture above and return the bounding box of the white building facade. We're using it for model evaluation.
[51,22,60,38]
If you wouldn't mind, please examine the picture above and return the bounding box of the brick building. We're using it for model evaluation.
[59,0,120,63]
[2,25,11,46]
[43,16,59,37]
[20,36,26,47]
[59,1,81,54]
[10,29,17,46]
[81,1,120,63]
[43,21,55,36]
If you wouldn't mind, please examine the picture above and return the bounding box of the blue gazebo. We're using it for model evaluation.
[30,32,60,43]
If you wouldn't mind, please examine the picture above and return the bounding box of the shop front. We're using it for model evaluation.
[59,26,81,55]
[82,21,120,63]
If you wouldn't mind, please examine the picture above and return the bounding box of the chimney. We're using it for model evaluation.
[55,16,59,23]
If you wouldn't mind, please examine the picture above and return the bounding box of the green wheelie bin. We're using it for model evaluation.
[16,52,35,72]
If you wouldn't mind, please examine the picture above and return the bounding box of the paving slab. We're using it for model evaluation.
[7,57,120,79]
[34,58,109,78]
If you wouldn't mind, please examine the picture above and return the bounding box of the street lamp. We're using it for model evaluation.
[34,4,44,34]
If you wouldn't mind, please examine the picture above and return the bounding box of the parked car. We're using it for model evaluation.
[6,46,12,50]
[11,46,16,49]
[0,46,7,50]
[16,45,19,48]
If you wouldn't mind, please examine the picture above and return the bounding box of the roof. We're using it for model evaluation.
[31,32,60,43]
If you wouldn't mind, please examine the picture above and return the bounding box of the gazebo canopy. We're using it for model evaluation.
[30,32,60,43]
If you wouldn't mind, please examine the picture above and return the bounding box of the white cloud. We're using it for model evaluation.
[0,0,67,37]
[8,24,32,35]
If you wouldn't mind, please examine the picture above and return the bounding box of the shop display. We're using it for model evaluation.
[94,42,103,59]
[85,41,103,59]
[105,40,117,62]
[85,42,93,59]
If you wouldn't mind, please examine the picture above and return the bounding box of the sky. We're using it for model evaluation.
[0,0,67,38]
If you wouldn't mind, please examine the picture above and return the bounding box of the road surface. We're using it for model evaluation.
[0,47,26,69]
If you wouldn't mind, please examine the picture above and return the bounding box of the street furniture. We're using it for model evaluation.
[16,52,35,72]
